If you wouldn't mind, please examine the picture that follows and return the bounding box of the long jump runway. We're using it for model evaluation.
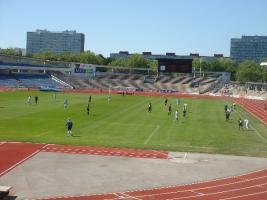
[1,142,267,200]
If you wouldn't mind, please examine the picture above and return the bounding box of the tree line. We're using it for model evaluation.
[193,58,267,83]
[0,48,266,82]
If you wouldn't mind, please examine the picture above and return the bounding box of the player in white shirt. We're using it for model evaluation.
[27,96,31,105]
[175,110,179,121]
[244,119,249,129]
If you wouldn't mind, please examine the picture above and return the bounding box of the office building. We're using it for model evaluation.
[230,36,267,63]
[26,30,85,54]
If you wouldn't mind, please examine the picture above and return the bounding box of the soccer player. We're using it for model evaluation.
[35,96,38,105]
[108,95,111,104]
[244,119,249,129]
[27,96,31,105]
[66,119,73,136]
[238,118,243,130]
[175,110,179,121]
[86,103,90,115]
[164,97,168,106]
[168,104,172,115]
[64,99,68,109]
[225,109,230,121]
[176,98,180,106]
[148,102,152,113]
[183,106,186,117]
[88,95,92,103]
[53,92,57,101]
[183,103,188,111]
[224,105,228,113]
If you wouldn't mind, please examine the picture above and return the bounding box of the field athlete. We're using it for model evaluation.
[175,110,179,121]
[64,99,68,109]
[148,102,152,113]
[66,119,73,136]
[164,97,168,106]
[35,96,38,105]
[168,104,172,115]
[86,103,90,115]
[238,118,243,130]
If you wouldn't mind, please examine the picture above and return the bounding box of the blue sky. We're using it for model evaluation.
[0,0,267,56]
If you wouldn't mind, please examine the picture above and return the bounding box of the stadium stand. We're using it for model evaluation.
[219,82,267,98]
[0,54,224,94]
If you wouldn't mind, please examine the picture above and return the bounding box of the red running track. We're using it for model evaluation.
[0,142,267,200]
[234,98,267,125]
[42,144,168,159]
[40,169,267,200]
[0,142,46,177]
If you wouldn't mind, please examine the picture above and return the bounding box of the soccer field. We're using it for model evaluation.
[0,91,267,157]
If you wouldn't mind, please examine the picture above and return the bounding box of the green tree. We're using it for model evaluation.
[127,54,149,68]
[236,61,263,82]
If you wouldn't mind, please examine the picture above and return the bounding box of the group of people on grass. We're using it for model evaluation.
[224,103,250,130]
[147,97,188,122]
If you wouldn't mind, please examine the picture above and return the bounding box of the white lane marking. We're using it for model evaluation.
[0,144,49,176]
[144,125,160,144]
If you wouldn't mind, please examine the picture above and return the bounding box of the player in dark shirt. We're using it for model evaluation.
[66,119,73,136]
[86,104,90,115]
[168,104,172,115]
[164,98,168,106]
[148,102,152,113]
[224,105,228,113]
[238,118,243,130]
[183,106,186,117]
[35,96,38,105]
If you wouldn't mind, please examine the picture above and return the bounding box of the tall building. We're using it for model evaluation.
[230,36,267,63]
[26,30,85,55]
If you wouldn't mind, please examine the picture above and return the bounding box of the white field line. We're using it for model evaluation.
[34,131,48,138]
[144,125,160,144]
[0,144,49,177]
[121,176,267,199]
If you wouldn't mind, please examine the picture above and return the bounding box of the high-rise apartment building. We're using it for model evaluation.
[26,30,85,55]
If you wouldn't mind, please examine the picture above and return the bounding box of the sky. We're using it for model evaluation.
[0,0,267,57]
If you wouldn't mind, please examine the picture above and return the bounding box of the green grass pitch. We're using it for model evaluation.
[0,91,267,157]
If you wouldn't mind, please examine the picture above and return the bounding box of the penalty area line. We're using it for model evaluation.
[144,125,160,144]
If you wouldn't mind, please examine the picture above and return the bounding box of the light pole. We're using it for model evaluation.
[199,59,202,77]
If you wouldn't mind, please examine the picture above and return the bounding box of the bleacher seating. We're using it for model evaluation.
[58,73,219,94]
[0,75,20,87]
[0,73,66,89]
